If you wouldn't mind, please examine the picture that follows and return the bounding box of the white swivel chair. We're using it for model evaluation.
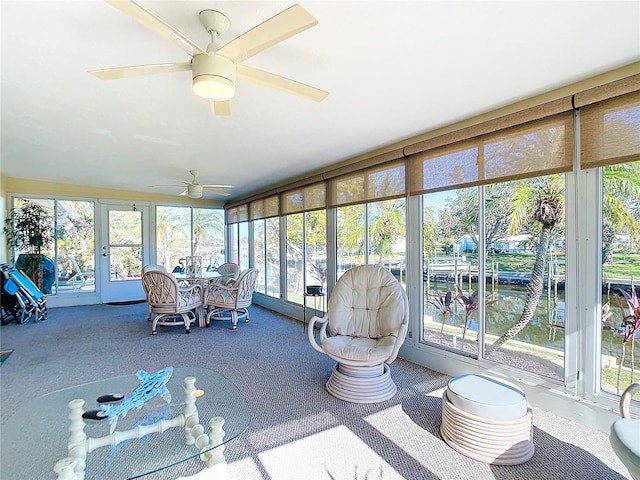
[610,382,640,480]
[308,264,409,403]
[142,269,203,335]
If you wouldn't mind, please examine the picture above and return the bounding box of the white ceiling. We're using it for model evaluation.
[2,1,639,202]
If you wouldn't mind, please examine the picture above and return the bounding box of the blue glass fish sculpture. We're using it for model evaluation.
[100,366,174,433]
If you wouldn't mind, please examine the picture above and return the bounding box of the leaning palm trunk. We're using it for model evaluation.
[488,225,551,354]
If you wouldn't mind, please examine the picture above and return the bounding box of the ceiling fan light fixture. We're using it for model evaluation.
[192,54,236,100]
[186,184,203,198]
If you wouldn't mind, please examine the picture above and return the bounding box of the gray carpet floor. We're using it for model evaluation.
[0,303,632,480]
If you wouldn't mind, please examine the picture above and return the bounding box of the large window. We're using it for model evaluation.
[422,187,479,354]
[156,206,224,272]
[600,160,640,395]
[285,213,303,305]
[9,197,95,295]
[252,217,281,298]
[335,200,406,284]
[336,204,365,279]
[481,176,565,381]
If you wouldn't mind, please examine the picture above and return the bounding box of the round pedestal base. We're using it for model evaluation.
[441,391,534,465]
[325,363,396,403]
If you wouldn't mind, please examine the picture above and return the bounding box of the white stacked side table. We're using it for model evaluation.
[441,374,534,465]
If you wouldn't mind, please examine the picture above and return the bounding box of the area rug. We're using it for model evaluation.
[0,350,13,366]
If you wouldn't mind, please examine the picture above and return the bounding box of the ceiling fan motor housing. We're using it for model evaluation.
[192,54,236,100]
[187,184,204,198]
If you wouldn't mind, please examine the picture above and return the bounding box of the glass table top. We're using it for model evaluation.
[1,367,250,479]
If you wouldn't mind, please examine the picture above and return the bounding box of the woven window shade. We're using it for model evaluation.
[281,182,326,215]
[482,113,574,183]
[408,140,479,195]
[226,204,248,224]
[580,90,640,170]
[250,195,279,220]
[408,112,573,195]
[328,160,405,207]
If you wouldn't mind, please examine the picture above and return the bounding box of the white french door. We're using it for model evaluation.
[100,203,150,303]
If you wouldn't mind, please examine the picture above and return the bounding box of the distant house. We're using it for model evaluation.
[455,235,476,253]
[488,234,531,254]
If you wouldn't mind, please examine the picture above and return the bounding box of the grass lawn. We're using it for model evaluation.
[601,366,640,398]
[459,250,639,280]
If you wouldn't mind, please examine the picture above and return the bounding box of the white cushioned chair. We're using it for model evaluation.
[142,269,203,335]
[308,264,409,403]
[610,382,640,480]
[204,268,259,329]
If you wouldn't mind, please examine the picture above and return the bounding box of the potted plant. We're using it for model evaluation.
[3,200,55,291]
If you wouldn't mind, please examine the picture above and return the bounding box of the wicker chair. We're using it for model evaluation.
[142,269,203,335]
[142,264,167,321]
[204,268,259,329]
[308,264,408,403]
[213,262,240,286]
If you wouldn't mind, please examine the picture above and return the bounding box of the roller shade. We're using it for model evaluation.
[226,204,248,224]
[250,195,279,220]
[580,90,640,170]
[328,160,405,208]
[408,112,573,195]
[281,182,326,214]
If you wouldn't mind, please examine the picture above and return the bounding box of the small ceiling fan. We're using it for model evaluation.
[153,170,232,198]
[89,0,329,115]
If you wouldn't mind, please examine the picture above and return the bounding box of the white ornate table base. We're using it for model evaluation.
[53,376,228,480]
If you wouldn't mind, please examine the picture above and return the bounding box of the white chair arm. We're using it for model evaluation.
[179,284,202,296]
[386,323,408,364]
[620,382,640,419]
[308,315,329,354]
[205,282,236,295]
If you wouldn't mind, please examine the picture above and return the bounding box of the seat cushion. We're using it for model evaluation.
[322,334,397,362]
[447,374,528,421]
[610,418,640,479]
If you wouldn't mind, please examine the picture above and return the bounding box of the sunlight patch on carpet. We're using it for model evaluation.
[0,350,14,366]
[365,404,492,478]
[258,425,404,480]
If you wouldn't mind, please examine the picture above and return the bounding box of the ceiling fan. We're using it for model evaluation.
[89,1,329,115]
[153,170,232,198]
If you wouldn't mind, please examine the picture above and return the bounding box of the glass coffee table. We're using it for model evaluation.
[1,367,250,479]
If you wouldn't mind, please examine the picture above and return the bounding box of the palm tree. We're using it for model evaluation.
[487,175,564,354]
[603,162,640,251]
[369,199,405,265]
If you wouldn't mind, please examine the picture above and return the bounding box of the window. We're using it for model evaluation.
[9,197,95,295]
[156,206,224,272]
[422,187,478,353]
[600,160,640,395]
[285,213,303,304]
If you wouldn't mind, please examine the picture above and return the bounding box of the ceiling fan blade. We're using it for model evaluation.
[104,0,207,56]
[202,184,233,188]
[205,189,231,197]
[179,189,188,196]
[211,100,231,116]
[89,62,191,80]
[216,4,317,63]
[237,64,329,102]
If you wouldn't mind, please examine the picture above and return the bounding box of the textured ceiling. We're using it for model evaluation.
[2,1,639,201]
